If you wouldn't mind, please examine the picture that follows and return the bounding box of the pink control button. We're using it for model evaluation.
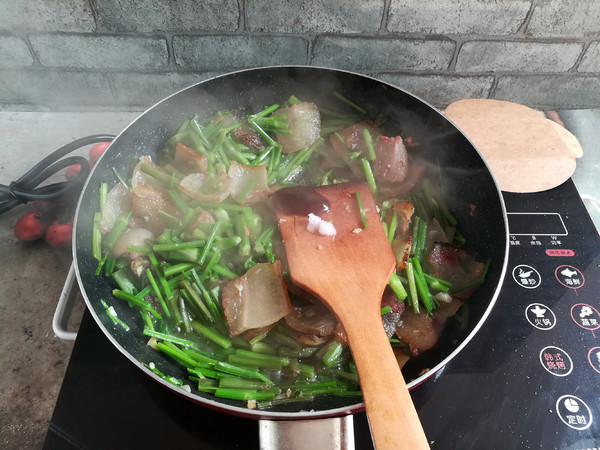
[545,249,575,257]
[588,347,600,374]
[555,265,585,289]
[570,303,600,331]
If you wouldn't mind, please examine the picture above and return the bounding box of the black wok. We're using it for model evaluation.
[73,66,508,430]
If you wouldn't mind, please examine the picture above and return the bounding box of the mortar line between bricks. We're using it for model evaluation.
[238,0,246,32]
[162,32,176,69]
[379,0,392,34]
[8,30,595,45]
[20,34,42,68]
[2,66,599,77]
[103,72,119,107]
[488,76,500,100]
[447,37,467,71]
[569,41,594,73]
[87,0,101,32]
[516,0,538,36]
[307,35,315,65]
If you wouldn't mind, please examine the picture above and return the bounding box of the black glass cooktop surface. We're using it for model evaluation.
[44,179,600,449]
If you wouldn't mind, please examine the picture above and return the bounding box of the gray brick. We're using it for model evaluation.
[494,75,600,108]
[174,36,308,69]
[111,72,223,107]
[30,35,168,70]
[0,70,114,107]
[388,0,531,35]
[579,42,600,73]
[312,37,455,71]
[246,0,384,33]
[456,41,583,72]
[375,73,493,107]
[95,0,239,32]
[0,0,95,32]
[0,37,34,68]
[527,2,600,38]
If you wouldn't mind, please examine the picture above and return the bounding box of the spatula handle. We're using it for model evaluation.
[342,308,429,449]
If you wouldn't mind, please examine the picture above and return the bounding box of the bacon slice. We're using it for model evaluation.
[377,165,426,197]
[427,242,486,299]
[178,172,232,203]
[284,299,338,339]
[329,119,380,159]
[232,127,264,151]
[131,183,178,233]
[131,156,169,189]
[395,298,464,356]
[381,289,405,338]
[170,143,207,175]
[274,102,321,154]
[372,136,408,183]
[227,161,270,205]
[387,200,415,270]
[221,261,292,337]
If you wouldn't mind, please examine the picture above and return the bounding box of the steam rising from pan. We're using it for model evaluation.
[73,66,508,420]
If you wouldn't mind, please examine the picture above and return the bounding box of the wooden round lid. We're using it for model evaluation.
[445,99,582,193]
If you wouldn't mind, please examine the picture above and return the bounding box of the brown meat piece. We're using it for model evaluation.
[372,136,408,183]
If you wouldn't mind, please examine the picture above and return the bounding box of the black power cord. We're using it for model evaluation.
[0,134,115,214]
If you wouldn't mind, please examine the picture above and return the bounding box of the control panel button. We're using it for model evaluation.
[588,347,600,374]
[539,346,573,377]
[525,303,556,330]
[512,264,541,289]
[555,395,593,430]
[545,249,575,257]
[555,264,585,290]
[570,303,600,331]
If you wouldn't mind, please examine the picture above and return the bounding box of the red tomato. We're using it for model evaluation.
[65,159,93,181]
[32,200,53,213]
[14,211,49,241]
[45,221,73,248]
[89,142,110,164]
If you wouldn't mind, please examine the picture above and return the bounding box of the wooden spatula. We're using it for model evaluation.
[273,182,429,449]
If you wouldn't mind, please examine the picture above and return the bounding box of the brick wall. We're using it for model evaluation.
[0,0,598,111]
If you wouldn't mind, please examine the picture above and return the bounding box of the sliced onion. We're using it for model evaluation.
[111,228,155,258]
[131,255,152,277]
[433,291,453,304]
[221,261,292,337]
[99,183,131,234]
